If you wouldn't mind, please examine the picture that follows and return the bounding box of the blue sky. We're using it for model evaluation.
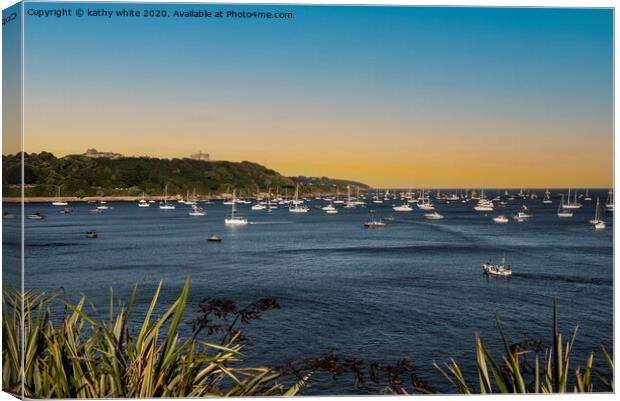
[15,2,614,186]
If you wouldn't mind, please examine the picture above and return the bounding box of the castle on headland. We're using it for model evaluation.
[83,148,124,159]
[189,151,210,161]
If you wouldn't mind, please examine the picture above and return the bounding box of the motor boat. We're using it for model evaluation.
[392,204,413,212]
[492,215,509,224]
[424,211,444,220]
[483,256,512,277]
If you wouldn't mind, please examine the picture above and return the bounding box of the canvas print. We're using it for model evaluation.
[1,1,614,398]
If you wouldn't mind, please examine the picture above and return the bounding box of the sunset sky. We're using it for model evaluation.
[15,3,613,188]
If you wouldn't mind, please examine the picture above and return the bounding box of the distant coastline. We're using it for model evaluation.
[2,152,370,199]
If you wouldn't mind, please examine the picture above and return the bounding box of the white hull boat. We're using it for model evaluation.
[483,256,512,277]
[493,215,509,224]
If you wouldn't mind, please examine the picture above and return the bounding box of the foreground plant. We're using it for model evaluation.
[2,277,305,398]
[3,283,613,397]
[433,298,614,394]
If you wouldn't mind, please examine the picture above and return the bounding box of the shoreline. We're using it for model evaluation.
[3,196,192,203]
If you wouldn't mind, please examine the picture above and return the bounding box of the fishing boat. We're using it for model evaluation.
[392,203,413,212]
[517,205,533,218]
[543,189,553,204]
[492,215,509,224]
[159,185,176,210]
[189,204,206,216]
[51,186,68,206]
[512,206,532,221]
[424,211,444,220]
[483,256,512,277]
[225,190,248,225]
[557,195,573,218]
[364,212,387,228]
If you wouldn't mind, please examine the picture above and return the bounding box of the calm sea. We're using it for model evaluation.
[2,190,614,394]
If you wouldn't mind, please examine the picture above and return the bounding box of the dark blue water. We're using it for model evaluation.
[3,190,614,394]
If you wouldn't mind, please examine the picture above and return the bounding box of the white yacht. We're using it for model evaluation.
[51,187,68,206]
[159,185,176,210]
[473,190,493,211]
[343,185,356,208]
[474,199,494,211]
[392,203,413,212]
[333,187,344,204]
[417,194,435,211]
[138,192,150,208]
[493,215,509,224]
[184,189,198,206]
[322,202,337,212]
[325,205,338,214]
[590,197,605,230]
[371,190,383,204]
[584,189,592,201]
[605,189,614,212]
[225,190,248,225]
[557,195,573,218]
[289,185,309,213]
[562,188,582,209]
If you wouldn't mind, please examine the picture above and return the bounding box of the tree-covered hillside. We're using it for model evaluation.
[2,152,368,198]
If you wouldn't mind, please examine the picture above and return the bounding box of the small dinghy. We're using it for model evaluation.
[483,256,512,277]
[493,215,509,224]
[208,236,222,242]
[26,212,45,220]
[364,220,387,229]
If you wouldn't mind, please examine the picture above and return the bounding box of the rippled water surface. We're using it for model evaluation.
[3,190,614,394]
